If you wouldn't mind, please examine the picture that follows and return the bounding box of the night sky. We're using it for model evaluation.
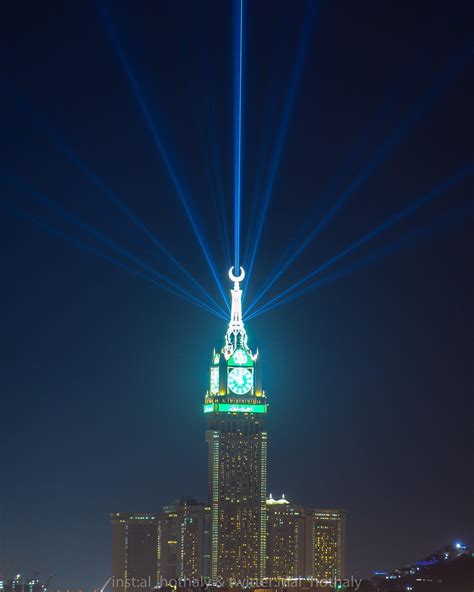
[1,0,473,589]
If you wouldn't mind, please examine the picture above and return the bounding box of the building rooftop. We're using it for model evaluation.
[266,493,289,505]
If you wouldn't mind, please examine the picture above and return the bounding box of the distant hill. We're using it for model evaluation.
[368,543,474,592]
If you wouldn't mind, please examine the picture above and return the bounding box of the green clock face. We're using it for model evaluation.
[228,367,253,395]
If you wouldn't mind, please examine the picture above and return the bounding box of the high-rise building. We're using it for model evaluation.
[158,497,209,580]
[111,513,160,592]
[304,508,345,582]
[204,268,268,583]
[0,577,48,592]
[110,269,347,585]
[266,494,305,579]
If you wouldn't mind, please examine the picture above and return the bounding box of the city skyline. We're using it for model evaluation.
[1,0,473,589]
[111,269,346,587]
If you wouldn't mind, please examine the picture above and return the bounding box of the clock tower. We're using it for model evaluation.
[204,267,268,584]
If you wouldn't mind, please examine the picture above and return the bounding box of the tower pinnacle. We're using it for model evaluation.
[223,266,256,359]
[228,265,245,333]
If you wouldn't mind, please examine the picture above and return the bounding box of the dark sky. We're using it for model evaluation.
[1,0,473,589]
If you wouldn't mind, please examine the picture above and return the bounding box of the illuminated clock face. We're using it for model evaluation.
[228,367,253,395]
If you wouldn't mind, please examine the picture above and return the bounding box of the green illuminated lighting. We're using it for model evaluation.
[203,403,266,414]
[228,367,253,395]
[210,367,219,394]
[228,347,253,367]
[218,403,266,413]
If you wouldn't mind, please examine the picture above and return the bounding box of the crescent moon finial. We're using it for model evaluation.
[229,266,245,283]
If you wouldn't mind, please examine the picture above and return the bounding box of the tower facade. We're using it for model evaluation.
[158,497,209,580]
[111,513,160,592]
[204,268,267,583]
[304,508,346,581]
[266,494,305,578]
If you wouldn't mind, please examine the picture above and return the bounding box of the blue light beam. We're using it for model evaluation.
[1,170,227,319]
[247,39,474,314]
[246,202,473,321]
[234,0,244,273]
[199,11,233,269]
[244,0,318,292]
[246,164,473,317]
[251,31,440,302]
[182,9,231,269]
[0,200,227,321]
[97,0,229,309]
[0,77,222,313]
[242,18,292,270]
